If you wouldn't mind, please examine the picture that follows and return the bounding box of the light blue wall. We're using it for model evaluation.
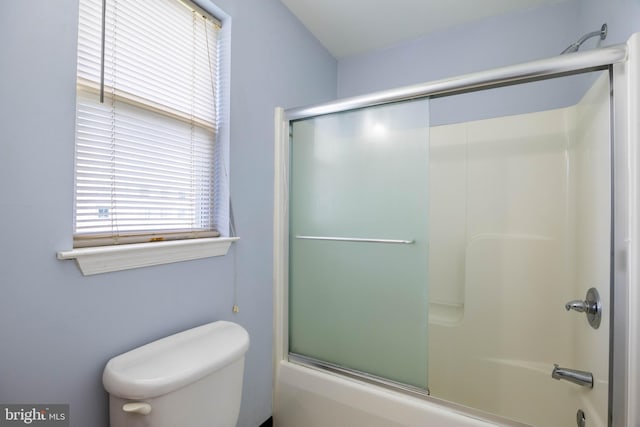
[337,1,581,98]
[336,0,640,101]
[0,1,336,426]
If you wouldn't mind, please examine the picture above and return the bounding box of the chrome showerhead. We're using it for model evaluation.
[561,23,608,54]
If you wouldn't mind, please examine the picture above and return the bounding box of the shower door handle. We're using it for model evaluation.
[564,287,602,329]
[295,235,414,244]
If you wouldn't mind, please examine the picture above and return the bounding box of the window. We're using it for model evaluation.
[74,0,223,248]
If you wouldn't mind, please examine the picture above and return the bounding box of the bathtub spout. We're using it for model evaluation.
[551,364,593,388]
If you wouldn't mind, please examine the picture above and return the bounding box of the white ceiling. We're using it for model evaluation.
[280,0,567,58]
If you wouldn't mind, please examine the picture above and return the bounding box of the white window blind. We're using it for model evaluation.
[74,0,222,248]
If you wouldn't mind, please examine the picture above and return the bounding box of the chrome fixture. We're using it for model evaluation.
[565,287,602,329]
[561,23,608,54]
[552,364,594,388]
[295,235,414,244]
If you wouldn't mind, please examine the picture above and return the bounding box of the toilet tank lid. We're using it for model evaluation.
[102,321,249,399]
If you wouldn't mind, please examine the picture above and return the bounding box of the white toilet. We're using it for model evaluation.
[103,321,250,427]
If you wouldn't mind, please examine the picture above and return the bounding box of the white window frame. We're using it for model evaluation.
[58,0,235,275]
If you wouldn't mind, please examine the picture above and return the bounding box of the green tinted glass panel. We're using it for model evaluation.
[289,99,430,389]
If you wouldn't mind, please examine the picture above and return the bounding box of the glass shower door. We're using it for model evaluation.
[288,99,430,390]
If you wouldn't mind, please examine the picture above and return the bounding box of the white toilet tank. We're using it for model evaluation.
[103,321,250,427]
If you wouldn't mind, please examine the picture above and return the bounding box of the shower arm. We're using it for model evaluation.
[561,23,608,54]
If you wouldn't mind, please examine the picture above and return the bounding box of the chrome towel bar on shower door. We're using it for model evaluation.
[295,235,415,244]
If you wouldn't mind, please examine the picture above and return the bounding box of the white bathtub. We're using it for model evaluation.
[274,361,525,427]
[273,357,607,427]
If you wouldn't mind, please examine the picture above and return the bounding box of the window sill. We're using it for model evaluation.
[57,237,239,276]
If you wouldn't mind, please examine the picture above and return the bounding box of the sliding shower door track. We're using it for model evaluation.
[288,353,534,427]
[288,352,430,399]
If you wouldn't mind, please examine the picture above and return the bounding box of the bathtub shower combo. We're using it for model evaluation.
[274,32,640,427]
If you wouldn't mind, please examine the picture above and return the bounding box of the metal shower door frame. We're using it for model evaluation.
[274,42,635,427]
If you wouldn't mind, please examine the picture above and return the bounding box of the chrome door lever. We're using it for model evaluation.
[564,287,602,329]
[565,300,588,312]
[552,364,593,388]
